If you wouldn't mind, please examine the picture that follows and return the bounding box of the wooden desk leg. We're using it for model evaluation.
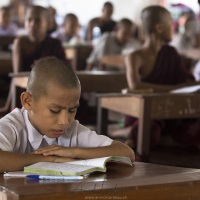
[97,98,108,135]
[137,98,151,157]
[11,81,16,110]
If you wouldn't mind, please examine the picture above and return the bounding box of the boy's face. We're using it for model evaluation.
[25,10,48,41]
[116,25,133,45]
[0,9,10,27]
[25,84,80,138]
[64,18,79,36]
[160,13,173,42]
[102,5,113,19]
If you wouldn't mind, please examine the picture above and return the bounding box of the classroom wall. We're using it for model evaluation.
[1,0,199,26]
[33,0,162,25]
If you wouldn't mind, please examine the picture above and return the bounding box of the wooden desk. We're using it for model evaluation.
[9,71,127,108]
[64,45,93,70]
[97,93,200,156]
[0,35,15,51]
[1,162,200,200]
[0,52,12,75]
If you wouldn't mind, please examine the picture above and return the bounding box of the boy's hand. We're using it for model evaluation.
[33,145,75,158]
[51,156,76,163]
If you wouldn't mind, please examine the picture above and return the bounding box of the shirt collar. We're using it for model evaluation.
[23,109,57,150]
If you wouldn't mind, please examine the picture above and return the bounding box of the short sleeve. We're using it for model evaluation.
[76,123,113,148]
[0,122,17,151]
[86,33,109,64]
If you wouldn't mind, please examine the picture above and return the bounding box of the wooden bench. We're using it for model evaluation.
[64,45,93,70]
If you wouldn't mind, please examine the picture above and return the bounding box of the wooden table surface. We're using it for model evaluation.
[1,162,200,200]
[97,93,200,156]
[9,71,127,108]
[0,51,12,75]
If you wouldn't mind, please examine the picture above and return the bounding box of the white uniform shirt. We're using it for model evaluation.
[0,108,113,153]
[87,32,141,65]
[0,23,18,36]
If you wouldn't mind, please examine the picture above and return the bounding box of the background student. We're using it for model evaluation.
[0,6,18,36]
[109,5,200,159]
[12,5,67,73]
[86,18,140,70]
[52,13,84,45]
[85,1,116,42]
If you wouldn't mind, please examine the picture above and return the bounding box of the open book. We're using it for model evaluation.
[170,85,200,94]
[24,156,132,176]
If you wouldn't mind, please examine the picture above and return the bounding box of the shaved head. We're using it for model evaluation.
[141,5,170,34]
[27,57,80,99]
[25,5,49,21]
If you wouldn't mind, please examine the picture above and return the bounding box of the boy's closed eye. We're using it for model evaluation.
[49,108,77,114]
[50,109,60,114]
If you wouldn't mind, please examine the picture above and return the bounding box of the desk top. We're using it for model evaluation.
[1,162,200,200]
[10,71,127,93]
[9,71,126,77]
[99,93,200,119]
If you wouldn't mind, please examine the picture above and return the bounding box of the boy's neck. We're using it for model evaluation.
[143,34,165,53]
[29,34,47,43]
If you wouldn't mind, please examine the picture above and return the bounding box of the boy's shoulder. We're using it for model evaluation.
[0,108,25,132]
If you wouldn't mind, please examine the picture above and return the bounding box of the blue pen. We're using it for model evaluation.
[27,175,83,180]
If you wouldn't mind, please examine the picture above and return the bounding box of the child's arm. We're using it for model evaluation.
[125,52,198,92]
[33,141,135,162]
[0,150,74,173]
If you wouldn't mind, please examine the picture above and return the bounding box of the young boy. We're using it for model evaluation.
[86,18,140,70]
[52,13,83,44]
[0,57,134,173]
[0,6,18,36]
[86,1,116,41]
[12,5,67,73]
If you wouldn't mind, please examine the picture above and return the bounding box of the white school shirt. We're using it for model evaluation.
[87,32,141,65]
[0,108,113,153]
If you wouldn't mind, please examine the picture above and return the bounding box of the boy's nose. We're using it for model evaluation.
[58,111,70,126]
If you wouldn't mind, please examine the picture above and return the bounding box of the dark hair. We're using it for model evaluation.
[103,1,113,8]
[25,5,49,21]
[27,57,80,98]
[0,6,10,12]
[141,5,170,34]
[117,18,133,27]
[64,13,78,22]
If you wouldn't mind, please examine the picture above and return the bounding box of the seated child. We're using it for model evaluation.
[86,1,116,41]
[52,13,83,45]
[12,5,67,73]
[0,6,18,36]
[110,6,200,156]
[86,18,141,70]
[47,6,57,34]
[0,57,134,173]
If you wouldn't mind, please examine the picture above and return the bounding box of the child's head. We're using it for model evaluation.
[0,6,10,28]
[102,2,114,20]
[63,13,79,37]
[115,18,133,45]
[21,57,81,138]
[141,5,172,42]
[25,5,49,41]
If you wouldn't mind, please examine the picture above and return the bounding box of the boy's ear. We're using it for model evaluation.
[20,92,33,110]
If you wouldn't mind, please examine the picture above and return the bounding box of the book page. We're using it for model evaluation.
[69,157,110,168]
[69,156,132,168]
[170,85,200,94]
[24,162,99,176]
